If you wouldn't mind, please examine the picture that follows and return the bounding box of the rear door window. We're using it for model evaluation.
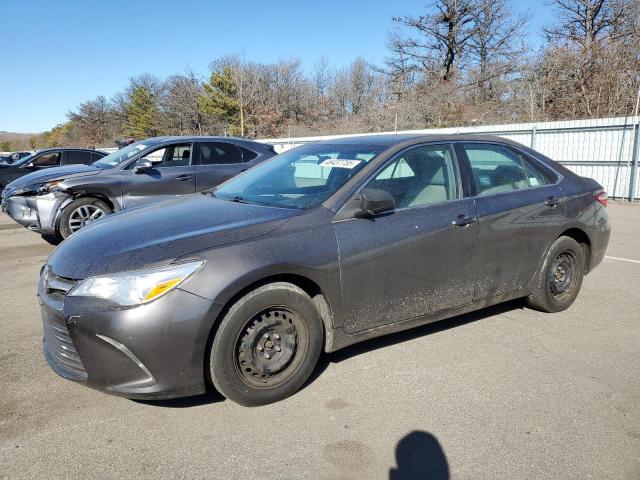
[463,143,529,196]
[200,142,243,164]
[63,151,92,165]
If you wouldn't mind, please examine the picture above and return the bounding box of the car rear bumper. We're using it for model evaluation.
[585,204,611,272]
[39,269,223,400]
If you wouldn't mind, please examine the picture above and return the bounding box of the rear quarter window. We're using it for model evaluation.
[91,152,106,162]
[240,147,258,162]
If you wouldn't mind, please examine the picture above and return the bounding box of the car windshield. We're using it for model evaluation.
[214,143,386,209]
[92,141,156,169]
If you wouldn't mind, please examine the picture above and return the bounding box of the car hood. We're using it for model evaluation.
[5,164,101,194]
[48,194,299,279]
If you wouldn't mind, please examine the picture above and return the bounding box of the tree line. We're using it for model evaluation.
[15,0,640,150]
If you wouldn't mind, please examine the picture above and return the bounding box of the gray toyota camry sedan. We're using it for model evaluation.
[39,134,610,406]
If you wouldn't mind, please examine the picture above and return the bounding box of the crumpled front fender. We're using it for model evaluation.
[36,192,74,234]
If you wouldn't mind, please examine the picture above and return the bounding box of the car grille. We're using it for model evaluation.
[45,271,76,296]
[41,269,87,381]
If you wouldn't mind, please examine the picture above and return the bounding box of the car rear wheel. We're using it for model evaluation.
[209,282,323,406]
[526,236,585,312]
[59,197,111,239]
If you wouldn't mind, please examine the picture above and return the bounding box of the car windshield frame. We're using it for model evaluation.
[91,141,160,169]
[214,143,387,210]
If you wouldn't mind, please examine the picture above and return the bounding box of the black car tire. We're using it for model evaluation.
[209,282,323,406]
[59,197,112,239]
[526,236,585,313]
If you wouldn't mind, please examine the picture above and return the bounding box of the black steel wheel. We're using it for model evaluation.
[548,251,579,302]
[209,282,323,406]
[527,236,585,313]
[236,307,307,389]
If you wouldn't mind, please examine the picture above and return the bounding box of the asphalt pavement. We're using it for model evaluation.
[1,202,639,479]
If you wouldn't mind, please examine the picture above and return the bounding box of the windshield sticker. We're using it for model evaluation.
[319,159,362,169]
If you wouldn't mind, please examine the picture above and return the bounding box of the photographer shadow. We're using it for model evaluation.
[389,431,449,480]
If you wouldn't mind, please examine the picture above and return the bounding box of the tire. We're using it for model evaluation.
[526,236,585,313]
[209,282,324,406]
[41,233,62,246]
[59,197,111,239]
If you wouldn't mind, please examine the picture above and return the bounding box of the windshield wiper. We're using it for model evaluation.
[213,194,250,204]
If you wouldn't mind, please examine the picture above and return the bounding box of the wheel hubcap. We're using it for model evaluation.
[549,251,577,300]
[236,309,299,387]
[68,205,106,233]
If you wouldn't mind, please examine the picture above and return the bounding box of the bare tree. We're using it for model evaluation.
[160,70,205,135]
[67,96,113,146]
[312,57,333,98]
[390,0,476,80]
[466,0,528,97]
[544,0,631,50]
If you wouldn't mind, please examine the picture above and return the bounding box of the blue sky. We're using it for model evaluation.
[1,0,554,133]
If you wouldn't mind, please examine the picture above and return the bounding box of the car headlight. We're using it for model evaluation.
[67,261,203,306]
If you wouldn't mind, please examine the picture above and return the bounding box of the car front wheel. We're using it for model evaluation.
[59,197,111,239]
[209,282,324,406]
[526,236,585,312]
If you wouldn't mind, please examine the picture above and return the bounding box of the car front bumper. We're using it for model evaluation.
[39,269,223,399]
[3,194,40,229]
[3,192,74,234]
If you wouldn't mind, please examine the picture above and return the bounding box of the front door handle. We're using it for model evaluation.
[545,197,560,207]
[176,175,193,182]
[452,215,477,227]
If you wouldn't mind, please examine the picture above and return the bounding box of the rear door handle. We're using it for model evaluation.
[176,175,193,182]
[545,197,560,207]
[452,215,477,227]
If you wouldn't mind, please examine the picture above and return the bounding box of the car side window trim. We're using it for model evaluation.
[334,142,465,219]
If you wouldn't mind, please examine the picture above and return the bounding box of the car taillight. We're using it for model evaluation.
[594,190,608,207]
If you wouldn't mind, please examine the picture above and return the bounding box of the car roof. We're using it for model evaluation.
[35,147,104,153]
[311,133,523,148]
[144,136,267,145]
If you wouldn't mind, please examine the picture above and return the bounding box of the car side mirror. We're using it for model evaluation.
[354,188,395,218]
[133,159,153,174]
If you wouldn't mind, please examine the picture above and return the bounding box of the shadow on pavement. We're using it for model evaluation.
[133,387,225,408]
[389,431,449,480]
[314,299,523,377]
[140,299,522,409]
